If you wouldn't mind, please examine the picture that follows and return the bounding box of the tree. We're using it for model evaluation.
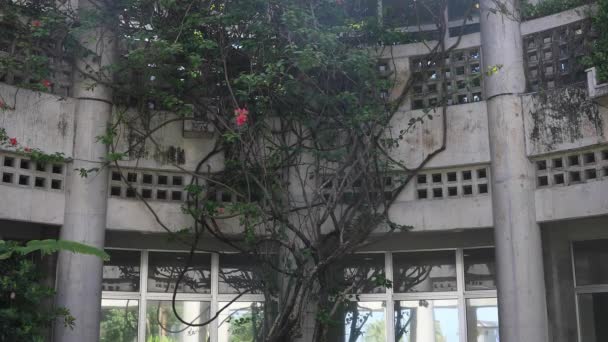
[0,0,483,340]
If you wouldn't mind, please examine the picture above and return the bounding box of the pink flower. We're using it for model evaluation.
[40,79,52,89]
[0,100,5,109]
[217,207,225,214]
[9,138,17,146]
[234,107,249,127]
[24,147,31,153]
[31,20,42,28]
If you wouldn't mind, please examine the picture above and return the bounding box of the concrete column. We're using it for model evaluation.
[479,0,549,341]
[53,1,115,341]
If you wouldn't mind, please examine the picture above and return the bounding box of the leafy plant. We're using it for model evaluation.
[582,0,608,82]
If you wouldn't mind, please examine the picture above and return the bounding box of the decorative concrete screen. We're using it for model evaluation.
[410,47,483,110]
[109,168,188,202]
[416,166,490,200]
[0,152,65,191]
[534,146,608,188]
[523,19,594,92]
[0,32,72,96]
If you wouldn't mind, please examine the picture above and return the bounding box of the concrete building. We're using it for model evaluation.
[1,0,607,341]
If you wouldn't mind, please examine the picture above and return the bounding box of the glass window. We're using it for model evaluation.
[146,300,211,342]
[464,248,496,291]
[466,298,499,342]
[147,252,211,293]
[574,239,608,286]
[393,251,457,293]
[330,253,386,294]
[219,254,268,294]
[100,299,138,342]
[327,301,386,342]
[103,250,140,292]
[218,302,265,342]
[578,293,608,342]
[394,299,459,342]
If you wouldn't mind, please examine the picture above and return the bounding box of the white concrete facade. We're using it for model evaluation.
[1,1,608,342]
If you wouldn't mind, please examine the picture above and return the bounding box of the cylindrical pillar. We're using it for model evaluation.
[53,1,115,341]
[479,0,549,341]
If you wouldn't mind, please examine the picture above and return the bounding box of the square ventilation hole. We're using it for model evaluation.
[50,179,62,190]
[537,175,549,187]
[19,159,30,170]
[126,188,137,198]
[602,150,608,160]
[417,189,428,199]
[3,157,14,167]
[142,188,152,199]
[36,162,47,172]
[157,175,168,185]
[585,169,597,180]
[52,164,63,174]
[172,176,183,186]
[156,190,167,200]
[568,155,580,166]
[432,173,442,183]
[463,185,473,195]
[111,171,121,181]
[127,173,138,183]
[554,173,565,185]
[417,174,427,184]
[142,174,154,184]
[447,172,457,182]
[34,177,45,188]
[536,160,547,171]
[384,177,393,186]
[2,172,13,183]
[221,192,232,203]
[477,168,487,179]
[584,152,596,164]
[604,167,608,177]
[569,171,581,183]
[171,191,182,201]
[432,188,443,198]
[478,183,488,194]
[18,175,30,186]
[110,186,122,196]
[448,186,458,197]
[462,170,472,181]
[552,158,564,169]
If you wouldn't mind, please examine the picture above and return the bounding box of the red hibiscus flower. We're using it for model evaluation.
[234,107,249,127]
[24,147,32,153]
[31,20,42,28]
[9,138,18,146]
[40,79,52,89]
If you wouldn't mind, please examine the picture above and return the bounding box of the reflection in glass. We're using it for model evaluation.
[103,250,140,292]
[464,248,496,291]
[146,300,210,342]
[394,299,458,342]
[218,302,265,342]
[574,239,608,286]
[219,254,265,294]
[147,252,211,293]
[331,253,386,294]
[466,298,499,342]
[328,301,386,342]
[100,299,138,342]
[578,292,608,342]
[393,251,457,293]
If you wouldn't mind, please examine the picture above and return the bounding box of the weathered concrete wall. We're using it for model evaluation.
[523,88,608,156]
[535,180,608,221]
[0,185,64,224]
[0,84,75,156]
